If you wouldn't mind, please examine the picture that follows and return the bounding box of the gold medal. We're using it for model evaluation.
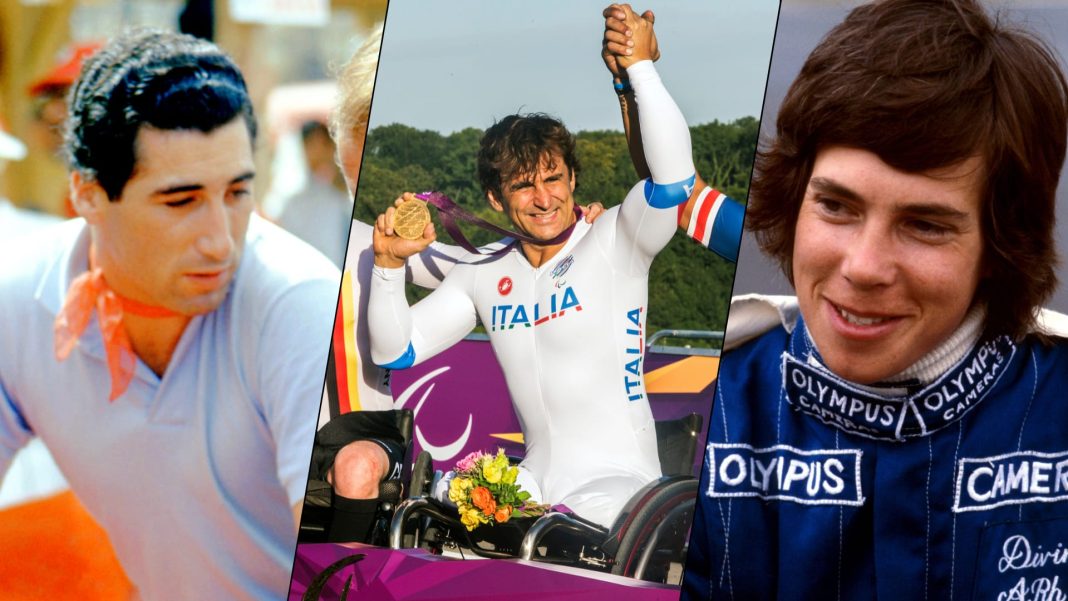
[393,197,431,240]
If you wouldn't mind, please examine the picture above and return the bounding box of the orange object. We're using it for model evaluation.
[28,42,104,97]
[54,249,178,401]
[643,355,720,394]
[54,266,137,401]
[0,491,133,599]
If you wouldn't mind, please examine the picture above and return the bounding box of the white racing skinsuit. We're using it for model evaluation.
[369,60,695,528]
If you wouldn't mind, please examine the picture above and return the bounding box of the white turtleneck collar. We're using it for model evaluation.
[883,305,985,385]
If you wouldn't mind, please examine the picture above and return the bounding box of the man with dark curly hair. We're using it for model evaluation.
[683,1,1068,599]
[0,30,338,599]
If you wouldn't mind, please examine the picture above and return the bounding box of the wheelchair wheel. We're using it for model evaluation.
[610,477,697,583]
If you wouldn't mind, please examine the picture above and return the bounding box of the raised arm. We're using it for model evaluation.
[608,6,695,271]
[602,4,658,180]
[367,193,477,369]
[603,4,743,263]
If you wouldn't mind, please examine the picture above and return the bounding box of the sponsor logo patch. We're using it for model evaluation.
[497,277,513,296]
[706,443,864,506]
[783,335,1015,440]
[551,255,574,279]
[551,255,574,288]
[954,450,1068,513]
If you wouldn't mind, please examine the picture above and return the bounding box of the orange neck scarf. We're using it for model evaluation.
[54,248,178,401]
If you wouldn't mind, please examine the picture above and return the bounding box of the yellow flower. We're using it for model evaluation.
[483,462,504,484]
[460,510,477,530]
[460,507,487,531]
[502,466,518,485]
[484,452,512,484]
[448,475,473,504]
[448,478,464,504]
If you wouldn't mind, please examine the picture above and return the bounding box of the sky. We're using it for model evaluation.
[368,0,781,134]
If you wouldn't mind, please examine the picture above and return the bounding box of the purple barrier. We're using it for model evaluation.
[289,543,680,600]
[390,338,716,472]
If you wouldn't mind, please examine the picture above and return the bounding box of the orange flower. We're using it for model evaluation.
[471,486,493,512]
[482,498,497,516]
[494,505,512,523]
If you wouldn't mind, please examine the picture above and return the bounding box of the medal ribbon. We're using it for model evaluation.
[415,191,582,255]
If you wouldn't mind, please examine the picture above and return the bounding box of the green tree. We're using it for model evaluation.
[355,117,759,346]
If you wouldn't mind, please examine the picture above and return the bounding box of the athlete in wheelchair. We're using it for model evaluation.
[387,412,702,583]
[365,6,707,584]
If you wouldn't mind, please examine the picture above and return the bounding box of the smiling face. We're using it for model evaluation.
[792,146,986,384]
[75,118,255,316]
[487,151,577,242]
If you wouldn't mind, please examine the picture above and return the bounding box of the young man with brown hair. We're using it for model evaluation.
[683,1,1068,598]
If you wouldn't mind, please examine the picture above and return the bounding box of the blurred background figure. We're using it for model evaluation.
[0,0,381,223]
[0,122,55,233]
[0,121,68,512]
[27,43,100,149]
[277,119,352,267]
[25,41,102,216]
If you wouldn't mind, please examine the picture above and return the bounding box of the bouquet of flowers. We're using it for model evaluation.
[448,448,549,531]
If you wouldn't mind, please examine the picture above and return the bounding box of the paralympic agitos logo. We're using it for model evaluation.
[301,553,365,600]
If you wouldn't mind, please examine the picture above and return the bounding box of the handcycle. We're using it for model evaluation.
[387,412,703,584]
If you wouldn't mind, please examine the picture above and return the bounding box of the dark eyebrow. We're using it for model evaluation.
[154,183,203,196]
[898,203,970,222]
[808,177,861,202]
[809,176,970,222]
[152,171,255,196]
